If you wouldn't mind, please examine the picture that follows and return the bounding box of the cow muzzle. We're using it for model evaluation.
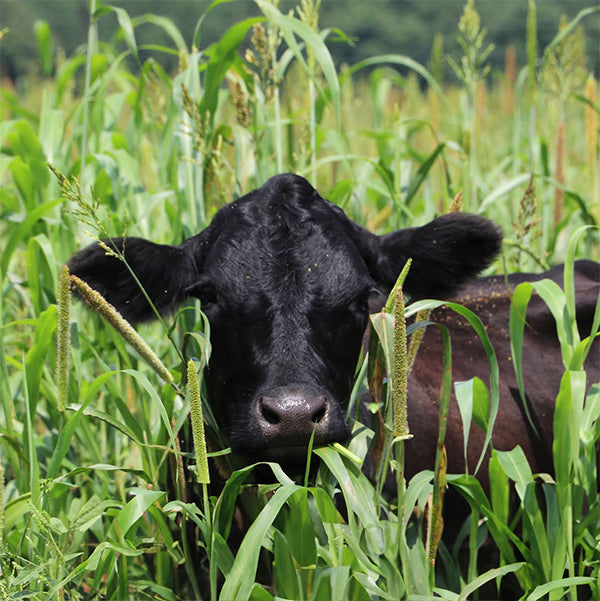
[246,384,351,453]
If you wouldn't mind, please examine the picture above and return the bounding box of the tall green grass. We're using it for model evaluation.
[0,0,599,599]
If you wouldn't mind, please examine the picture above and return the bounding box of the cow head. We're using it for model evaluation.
[68,173,502,467]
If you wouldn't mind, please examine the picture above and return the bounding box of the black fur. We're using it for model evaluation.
[68,173,502,459]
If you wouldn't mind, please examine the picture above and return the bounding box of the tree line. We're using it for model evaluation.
[1,0,598,85]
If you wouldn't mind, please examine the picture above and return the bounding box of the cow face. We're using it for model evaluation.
[68,173,502,466]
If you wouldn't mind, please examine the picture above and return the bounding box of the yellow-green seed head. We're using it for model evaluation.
[56,265,72,412]
[187,360,210,484]
[392,286,409,438]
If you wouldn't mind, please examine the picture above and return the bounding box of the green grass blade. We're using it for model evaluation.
[526,577,595,601]
[457,563,525,601]
[201,17,262,124]
[219,483,301,601]
[553,370,586,485]
[22,357,41,503]
[46,371,117,480]
[315,446,385,556]
[509,281,541,437]
[403,142,446,206]
[455,378,490,469]
[34,20,54,77]
[1,199,63,277]
[107,488,165,544]
[257,1,341,122]
[135,14,188,53]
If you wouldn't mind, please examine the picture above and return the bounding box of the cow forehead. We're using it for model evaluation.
[203,212,373,308]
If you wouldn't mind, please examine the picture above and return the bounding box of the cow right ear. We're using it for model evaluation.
[68,236,202,324]
[372,213,503,300]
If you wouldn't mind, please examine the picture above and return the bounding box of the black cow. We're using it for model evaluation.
[403,260,599,489]
[69,173,594,478]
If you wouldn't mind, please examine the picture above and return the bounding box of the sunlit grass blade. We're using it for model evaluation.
[219,483,300,601]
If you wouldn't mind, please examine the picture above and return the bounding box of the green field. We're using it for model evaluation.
[1,1,599,599]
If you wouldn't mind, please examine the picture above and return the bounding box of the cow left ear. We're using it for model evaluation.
[372,213,503,300]
[67,236,202,324]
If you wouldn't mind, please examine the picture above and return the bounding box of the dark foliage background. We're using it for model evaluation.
[2,0,599,84]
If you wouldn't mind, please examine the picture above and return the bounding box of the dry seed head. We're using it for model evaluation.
[540,16,588,102]
[251,23,269,68]
[229,78,253,128]
[297,0,321,31]
[246,19,282,101]
[513,175,541,269]
[209,133,235,207]
[187,360,210,484]
[449,190,463,213]
[70,275,174,385]
[245,48,259,68]
[181,83,208,154]
[516,175,539,236]
[56,265,71,413]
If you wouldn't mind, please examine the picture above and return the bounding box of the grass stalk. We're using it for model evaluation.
[80,0,97,192]
[584,74,599,212]
[467,508,479,587]
[527,0,537,171]
[0,285,14,438]
[273,63,284,173]
[554,116,566,227]
[187,359,213,598]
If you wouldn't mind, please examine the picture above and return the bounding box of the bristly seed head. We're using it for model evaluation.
[392,285,409,439]
[187,360,210,485]
[56,265,72,412]
[70,275,174,385]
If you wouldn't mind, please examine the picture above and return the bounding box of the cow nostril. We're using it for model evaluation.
[312,403,326,424]
[259,399,280,425]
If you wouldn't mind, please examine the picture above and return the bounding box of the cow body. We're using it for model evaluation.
[403,261,599,487]
[68,173,597,481]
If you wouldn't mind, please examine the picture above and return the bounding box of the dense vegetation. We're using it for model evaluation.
[0,0,599,599]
